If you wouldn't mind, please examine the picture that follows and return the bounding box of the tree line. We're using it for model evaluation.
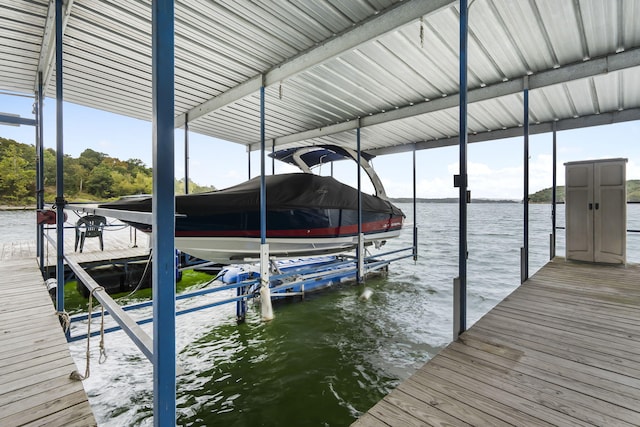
[0,137,214,205]
[528,180,640,203]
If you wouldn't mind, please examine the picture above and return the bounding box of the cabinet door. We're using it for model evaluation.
[594,161,626,263]
[565,163,594,262]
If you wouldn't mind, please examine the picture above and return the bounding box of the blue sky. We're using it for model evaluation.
[2,93,639,200]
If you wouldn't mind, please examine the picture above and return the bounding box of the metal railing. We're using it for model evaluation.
[67,246,415,342]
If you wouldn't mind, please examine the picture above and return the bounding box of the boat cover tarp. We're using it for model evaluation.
[100,173,404,216]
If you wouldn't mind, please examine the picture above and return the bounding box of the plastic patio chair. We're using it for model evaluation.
[74,215,107,252]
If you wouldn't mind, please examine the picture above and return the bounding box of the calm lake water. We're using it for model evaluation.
[3,204,640,425]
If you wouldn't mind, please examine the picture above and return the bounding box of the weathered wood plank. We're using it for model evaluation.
[451,336,640,414]
[414,355,593,427]
[0,340,70,364]
[500,290,640,328]
[23,406,98,427]
[393,377,504,426]
[352,259,640,427]
[0,389,92,426]
[0,259,95,426]
[435,349,637,426]
[350,412,390,427]
[472,319,640,378]
[409,369,554,426]
[366,398,435,427]
[487,306,640,348]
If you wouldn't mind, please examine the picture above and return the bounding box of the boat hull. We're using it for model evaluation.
[175,227,402,263]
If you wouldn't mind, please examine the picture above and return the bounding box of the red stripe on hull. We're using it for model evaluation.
[176,216,404,238]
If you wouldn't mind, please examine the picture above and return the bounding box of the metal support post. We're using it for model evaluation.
[259,243,273,320]
[551,125,557,260]
[271,139,275,175]
[259,84,274,321]
[36,72,45,273]
[236,285,247,322]
[356,126,364,283]
[456,0,469,336]
[523,77,530,281]
[247,145,251,180]
[54,0,65,316]
[151,0,176,424]
[412,144,418,262]
[520,247,526,284]
[184,115,189,194]
[453,277,461,341]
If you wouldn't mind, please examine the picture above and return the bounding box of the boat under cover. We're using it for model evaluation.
[100,173,404,264]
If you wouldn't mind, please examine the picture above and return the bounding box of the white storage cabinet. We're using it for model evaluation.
[565,158,627,264]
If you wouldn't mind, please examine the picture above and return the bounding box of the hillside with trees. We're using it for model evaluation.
[0,137,214,205]
[529,180,640,203]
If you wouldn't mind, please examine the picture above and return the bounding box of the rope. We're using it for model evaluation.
[119,249,153,300]
[70,285,107,381]
[57,310,70,333]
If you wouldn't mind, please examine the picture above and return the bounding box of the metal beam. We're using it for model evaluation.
[174,0,455,128]
[0,113,36,126]
[255,48,640,151]
[366,108,640,156]
[65,204,154,225]
[36,0,74,95]
[66,257,153,360]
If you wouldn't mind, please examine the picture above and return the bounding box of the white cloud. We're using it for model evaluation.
[438,154,560,200]
[626,158,640,180]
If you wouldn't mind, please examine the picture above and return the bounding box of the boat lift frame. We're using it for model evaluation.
[66,245,414,342]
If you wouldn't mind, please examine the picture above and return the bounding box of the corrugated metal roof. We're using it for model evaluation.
[1,0,639,155]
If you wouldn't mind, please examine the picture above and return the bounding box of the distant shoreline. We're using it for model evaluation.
[390,198,520,204]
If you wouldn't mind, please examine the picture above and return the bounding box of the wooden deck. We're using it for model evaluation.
[0,220,149,426]
[353,258,640,426]
[0,258,96,426]
[1,221,150,266]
